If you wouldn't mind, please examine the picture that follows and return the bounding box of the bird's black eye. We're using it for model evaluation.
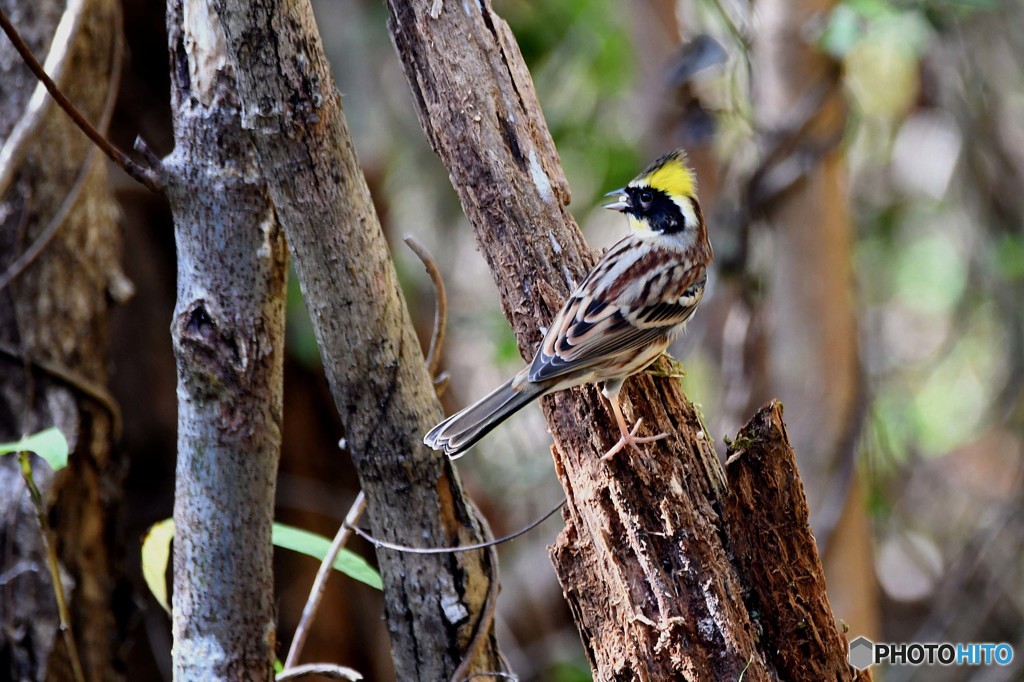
[639,189,654,207]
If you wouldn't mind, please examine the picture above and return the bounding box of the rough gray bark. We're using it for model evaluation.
[0,0,126,679]
[164,1,288,678]
[385,1,864,680]
[208,0,507,679]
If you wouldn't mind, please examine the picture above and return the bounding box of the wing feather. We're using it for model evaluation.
[527,236,706,383]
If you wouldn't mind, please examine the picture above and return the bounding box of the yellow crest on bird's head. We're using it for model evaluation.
[631,149,696,199]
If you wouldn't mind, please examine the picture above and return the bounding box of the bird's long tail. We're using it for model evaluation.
[424,376,546,459]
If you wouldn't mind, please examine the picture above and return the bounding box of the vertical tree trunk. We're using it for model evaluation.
[163,1,288,678]
[208,1,508,679]
[385,1,867,679]
[749,0,880,639]
[0,0,126,679]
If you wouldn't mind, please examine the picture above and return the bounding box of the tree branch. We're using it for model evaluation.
[284,492,366,670]
[0,7,161,191]
[384,0,765,677]
[403,235,448,378]
[208,0,508,678]
[0,0,85,199]
[0,6,123,295]
[384,1,862,679]
[723,401,870,682]
[163,1,287,678]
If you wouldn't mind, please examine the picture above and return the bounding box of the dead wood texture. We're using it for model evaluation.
[207,0,507,679]
[385,1,763,679]
[163,1,287,678]
[386,1,863,680]
[0,0,126,678]
[724,402,871,682]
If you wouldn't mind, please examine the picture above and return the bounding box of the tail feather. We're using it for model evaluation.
[424,377,545,459]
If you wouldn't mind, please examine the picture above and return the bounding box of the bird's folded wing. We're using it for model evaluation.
[528,264,706,383]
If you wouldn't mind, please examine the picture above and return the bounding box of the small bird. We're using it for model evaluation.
[424,149,712,461]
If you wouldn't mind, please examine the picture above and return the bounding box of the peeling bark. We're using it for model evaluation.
[0,0,126,679]
[724,402,870,682]
[384,1,767,679]
[207,0,507,679]
[385,1,865,680]
[164,1,287,678]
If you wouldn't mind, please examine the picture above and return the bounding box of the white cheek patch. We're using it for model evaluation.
[672,195,699,231]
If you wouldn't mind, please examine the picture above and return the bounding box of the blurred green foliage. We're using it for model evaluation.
[498,0,641,204]
[286,265,322,369]
[993,234,1024,281]
[546,660,593,682]
[825,0,1017,469]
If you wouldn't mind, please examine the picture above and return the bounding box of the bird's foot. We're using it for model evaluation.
[600,418,669,461]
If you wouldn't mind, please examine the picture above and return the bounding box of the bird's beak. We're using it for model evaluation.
[603,188,630,212]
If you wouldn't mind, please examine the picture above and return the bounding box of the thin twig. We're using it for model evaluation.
[17,452,86,682]
[811,367,869,556]
[275,662,363,681]
[0,8,161,192]
[0,7,124,295]
[0,0,85,199]
[348,497,566,555]
[403,235,447,377]
[283,491,367,670]
[0,341,122,439]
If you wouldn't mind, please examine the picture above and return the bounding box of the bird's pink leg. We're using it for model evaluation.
[600,390,669,461]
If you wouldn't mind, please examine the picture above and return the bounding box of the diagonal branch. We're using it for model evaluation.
[0,5,124,295]
[383,1,862,680]
[283,491,366,670]
[384,0,764,678]
[0,0,85,199]
[0,8,161,191]
[208,0,509,679]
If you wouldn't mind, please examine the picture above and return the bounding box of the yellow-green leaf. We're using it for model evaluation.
[272,523,382,590]
[141,519,175,614]
[0,428,69,471]
[140,519,383,616]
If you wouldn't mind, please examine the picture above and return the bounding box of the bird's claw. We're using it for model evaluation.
[600,418,670,461]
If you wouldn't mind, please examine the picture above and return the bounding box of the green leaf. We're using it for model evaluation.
[0,427,69,471]
[141,519,175,614]
[139,519,384,616]
[272,523,383,591]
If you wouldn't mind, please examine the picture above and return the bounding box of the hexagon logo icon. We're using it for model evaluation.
[848,636,874,671]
